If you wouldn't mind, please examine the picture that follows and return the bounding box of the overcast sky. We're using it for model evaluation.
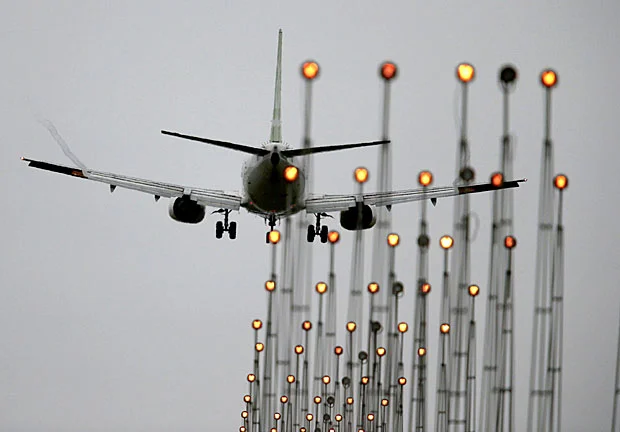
[1,1,619,431]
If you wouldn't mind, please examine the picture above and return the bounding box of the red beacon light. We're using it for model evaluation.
[380,62,398,81]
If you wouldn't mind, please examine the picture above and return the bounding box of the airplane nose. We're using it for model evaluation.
[270,152,280,166]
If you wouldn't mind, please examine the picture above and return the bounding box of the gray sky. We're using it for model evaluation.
[1,1,619,431]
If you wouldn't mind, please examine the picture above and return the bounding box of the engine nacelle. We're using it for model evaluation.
[339,204,377,231]
[168,196,206,224]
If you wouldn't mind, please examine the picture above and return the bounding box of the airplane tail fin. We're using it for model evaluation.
[269,29,283,143]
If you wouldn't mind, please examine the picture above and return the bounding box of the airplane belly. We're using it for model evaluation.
[245,159,304,215]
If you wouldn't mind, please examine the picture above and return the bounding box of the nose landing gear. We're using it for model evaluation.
[307,213,330,243]
[265,214,279,243]
[213,209,236,239]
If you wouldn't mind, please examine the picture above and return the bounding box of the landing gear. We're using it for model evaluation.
[307,213,330,243]
[213,209,236,240]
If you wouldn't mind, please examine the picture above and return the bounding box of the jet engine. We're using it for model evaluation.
[339,204,377,231]
[168,196,206,224]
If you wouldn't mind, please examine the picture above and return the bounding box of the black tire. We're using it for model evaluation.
[215,221,224,239]
[307,224,316,242]
[320,225,328,243]
[229,221,237,240]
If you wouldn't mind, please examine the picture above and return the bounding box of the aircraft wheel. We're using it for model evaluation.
[229,221,237,240]
[320,225,328,243]
[307,224,316,242]
[215,221,224,239]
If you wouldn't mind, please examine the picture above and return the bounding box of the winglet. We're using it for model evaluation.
[269,29,283,143]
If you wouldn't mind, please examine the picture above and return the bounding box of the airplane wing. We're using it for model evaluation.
[21,158,242,210]
[304,178,526,213]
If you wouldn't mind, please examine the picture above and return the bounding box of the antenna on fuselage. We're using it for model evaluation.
[269,29,283,143]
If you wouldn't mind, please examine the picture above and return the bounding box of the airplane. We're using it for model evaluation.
[22,30,525,243]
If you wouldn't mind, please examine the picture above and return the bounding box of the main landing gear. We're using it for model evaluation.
[214,209,237,240]
[307,213,330,243]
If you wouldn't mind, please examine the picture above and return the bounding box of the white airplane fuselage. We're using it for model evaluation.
[241,143,305,217]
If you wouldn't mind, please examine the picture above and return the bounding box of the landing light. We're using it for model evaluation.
[387,233,400,247]
[418,170,433,186]
[440,323,450,334]
[418,347,427,357]
[284,165,299,182]
[554,174,568,190]
[265,280,276,291]
[316,282,328,294]
[355,167,369,183]
[328,230,340,244]
[457,63,475,83]
[302,61,320,80]
[398,322,408,333]
[541,69,558,88]
[268,230,281,244]
[440,235,454,250]
[468,284,480,297]
[367,282,380,294]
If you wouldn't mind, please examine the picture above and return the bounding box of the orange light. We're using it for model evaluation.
[287,375,295,384]
[335,414,343,422]
[268,230,281,244]
[361,376,369,385]
[306,413,314,422]
[280,395,289,404]
[398,377,407,386]
[491,172,504,187]
[420,282,431,295]
[457,63,475,83]
[347,397,354,405]
[274,412,281,420]
[284,165,299,182]
[554,174,568,190]
[346,321,357,332]
[247,373,256,383]
[381,398,389,407]
[256,342,264,352]
[504,235,517,249]
[316,282,328,294]
[541,69,558,88]
[270,428,276,432]
[380,61,398,80]
[418,170,433,186]
[295,345,304,355]
[241,410,249,418]
[302,61,320,80]
[440,323,450,334]
[367,413,375,422]
[418,347,427,357]
[334,346,344,355]
[367,282,380,294]
[252,319,263,330]
[468,284,480,297]
[322,375,331,384]
[398,322,408,333]
[387,233,400,247]
[314,396,322,404]
[265,280,276,291]
[302,320,312,331]
[376,347,386,357]
[244,394,251,403]
[240,426,246,432]
[354,167,369,183]
[440,235,454,250]
[328,231,340,244]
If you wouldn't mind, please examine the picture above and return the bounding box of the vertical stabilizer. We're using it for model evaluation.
[270,29,283,143]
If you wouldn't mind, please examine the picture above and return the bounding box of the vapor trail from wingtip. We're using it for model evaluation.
[36,117,87,171]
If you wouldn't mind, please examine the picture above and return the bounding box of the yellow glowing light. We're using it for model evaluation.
[418,170,433,186]
[377,347,387,357]
[274,413,281,421]
[491,172,504,187]
[380,62,398,80]
[541,69,558,88]
[346,321,357,332]
[287,375,295,384]
[328,230,340,243]
[457,63,475,83]
[440,235,454,250]
[270,428,277,432]
[242,410,249,418]
[335,414,343,422]
[554,174,568,190]
[301,428,306,432]
[240,427,246,432]
[504,235,517,249]
[387,233,400,247]
[367,282,380,294]
[244,394,251,403]
[256,342,264,352]
[468,284,480,297]
[440,323,450,334]
[398,322,408,333]
[265,280,276,292]
[268,230,281,244]
[247,374,256,383]
[252,319,263,330]
[314,396,322,404]
[315,282,328,294]
[398,377,407,386]
[381,398,389,407]
[420,282,431,295]
[418,347,427,357]
[295,345,304,355]
[302,320,312,331]
[354,167,369,183]
[302,61,320,80]
[280,395,289,404]
[361,376,369,385]
[347,397,354,405]
[322,375,331,384]
[367,413,375,422]
[283,165,299,183]
[334,346,344,355]
[306,413,314,422]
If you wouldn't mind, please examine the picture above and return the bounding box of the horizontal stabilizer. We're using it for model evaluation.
[281,140,389,157]
[161,130,269,156]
